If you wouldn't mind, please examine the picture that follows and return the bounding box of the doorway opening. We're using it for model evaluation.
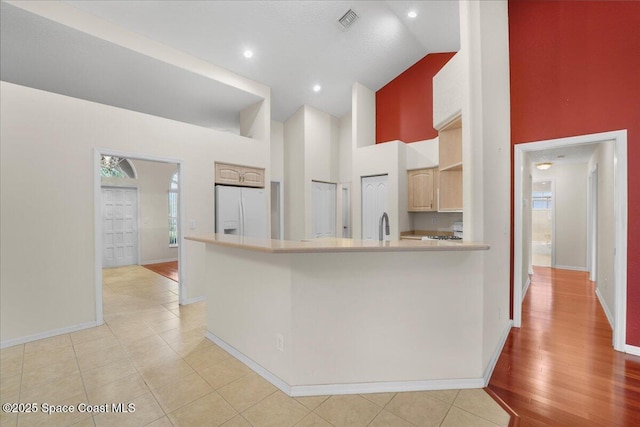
[270,181,283,239]
[94,149,184,325]
[513,130,628,352]
[531,180,554,267]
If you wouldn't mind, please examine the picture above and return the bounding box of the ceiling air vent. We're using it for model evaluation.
[338,9,358,30]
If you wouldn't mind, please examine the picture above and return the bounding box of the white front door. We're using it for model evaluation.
[102,187,138,268]
[362,175,389,240]
[312,181,337,238]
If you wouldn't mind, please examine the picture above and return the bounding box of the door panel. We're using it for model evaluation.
[102,187,138,268]
[312,181,337,238]
[362,175,388,240]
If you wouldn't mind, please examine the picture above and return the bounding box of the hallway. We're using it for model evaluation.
[489,267,640,426]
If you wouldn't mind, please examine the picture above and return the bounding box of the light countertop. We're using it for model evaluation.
[185,233,489,253]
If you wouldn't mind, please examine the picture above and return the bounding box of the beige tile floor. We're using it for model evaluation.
[0,265,510,427]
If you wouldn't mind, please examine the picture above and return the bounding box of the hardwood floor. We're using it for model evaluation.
[142,261,178,282]
[489,267,640,426]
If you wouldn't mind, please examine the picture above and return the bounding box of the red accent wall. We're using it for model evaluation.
[509,1,640,345]
[376,53,455,144]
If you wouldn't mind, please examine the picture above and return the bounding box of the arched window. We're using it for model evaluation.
[169,171,178,247]
[100,156,136,178]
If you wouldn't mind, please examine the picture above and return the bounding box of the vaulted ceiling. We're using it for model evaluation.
[1,1,460,131]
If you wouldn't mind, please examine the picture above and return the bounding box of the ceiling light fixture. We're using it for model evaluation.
[408,10,417,18]
[536,162,552,170]
[313,84,322,93]
[243,49,253,59]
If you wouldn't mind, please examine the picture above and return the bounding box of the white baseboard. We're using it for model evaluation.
[206,331,292,394]
[0,321,98,349]
[554,265,587,272]
[482,320,513,386]
[206,331,485,397]
[141,258,178,265]
[522,277,531,302]
[624,345,640,357]
[181,295,206,305]
[288,378,484,397]
[595,287,614,329]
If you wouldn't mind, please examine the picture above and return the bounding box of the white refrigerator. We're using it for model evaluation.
[215,185,268,238]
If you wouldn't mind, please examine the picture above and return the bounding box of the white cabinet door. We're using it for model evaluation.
[361,175,388,240]
[312,181,337,238]
[102,187,138,267]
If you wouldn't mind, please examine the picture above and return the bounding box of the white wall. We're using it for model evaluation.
[405,138,439,170]
[283,108,305,241]
[433,50,466,130]
[338,113,353,184]
[460,0,512,372]
[588,141,615,323]
[130,159,179,264]
[270,120,284,183]
[304,106,340,239]
[0,82,270,344]
[283,105,340,241]
[532,163,588,270]
[352,83,376,148]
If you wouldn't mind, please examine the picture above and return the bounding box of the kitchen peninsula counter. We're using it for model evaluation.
[187,233,492,397]
[185,233,489,253]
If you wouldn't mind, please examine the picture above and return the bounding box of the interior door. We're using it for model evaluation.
[102,187,138,268]
[312,181,337,238]
[361,175,388,240]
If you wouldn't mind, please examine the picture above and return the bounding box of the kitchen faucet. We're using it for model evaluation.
[379,212,390,241]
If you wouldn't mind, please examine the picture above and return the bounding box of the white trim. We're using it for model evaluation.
[206,331,292,394]
[482,320,513,386]
[624,345,640,357]
[177,164,186,305]
[141,258,179,265]
[181,295,206,305]
[206,331,485,397]
[522,276,531,302]
[513,147,524,327]
[612,133,628,352]
[0,321,98,349]
[94,150,104,325]
[513,130,627,352]
[595,287,614,329]
[554,265,588,272]
[290,378,484,398]
[587,165,598,282]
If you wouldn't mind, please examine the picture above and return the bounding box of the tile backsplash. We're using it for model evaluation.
[411,212,463,232]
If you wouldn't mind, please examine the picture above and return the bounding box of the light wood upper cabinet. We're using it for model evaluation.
[438,116,462,211]
[408,168,438,212]
[215,163,265,188]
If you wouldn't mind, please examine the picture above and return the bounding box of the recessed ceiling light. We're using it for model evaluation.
[313,84,322,92]
[243,50,253,59]
[408,10,417,18]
